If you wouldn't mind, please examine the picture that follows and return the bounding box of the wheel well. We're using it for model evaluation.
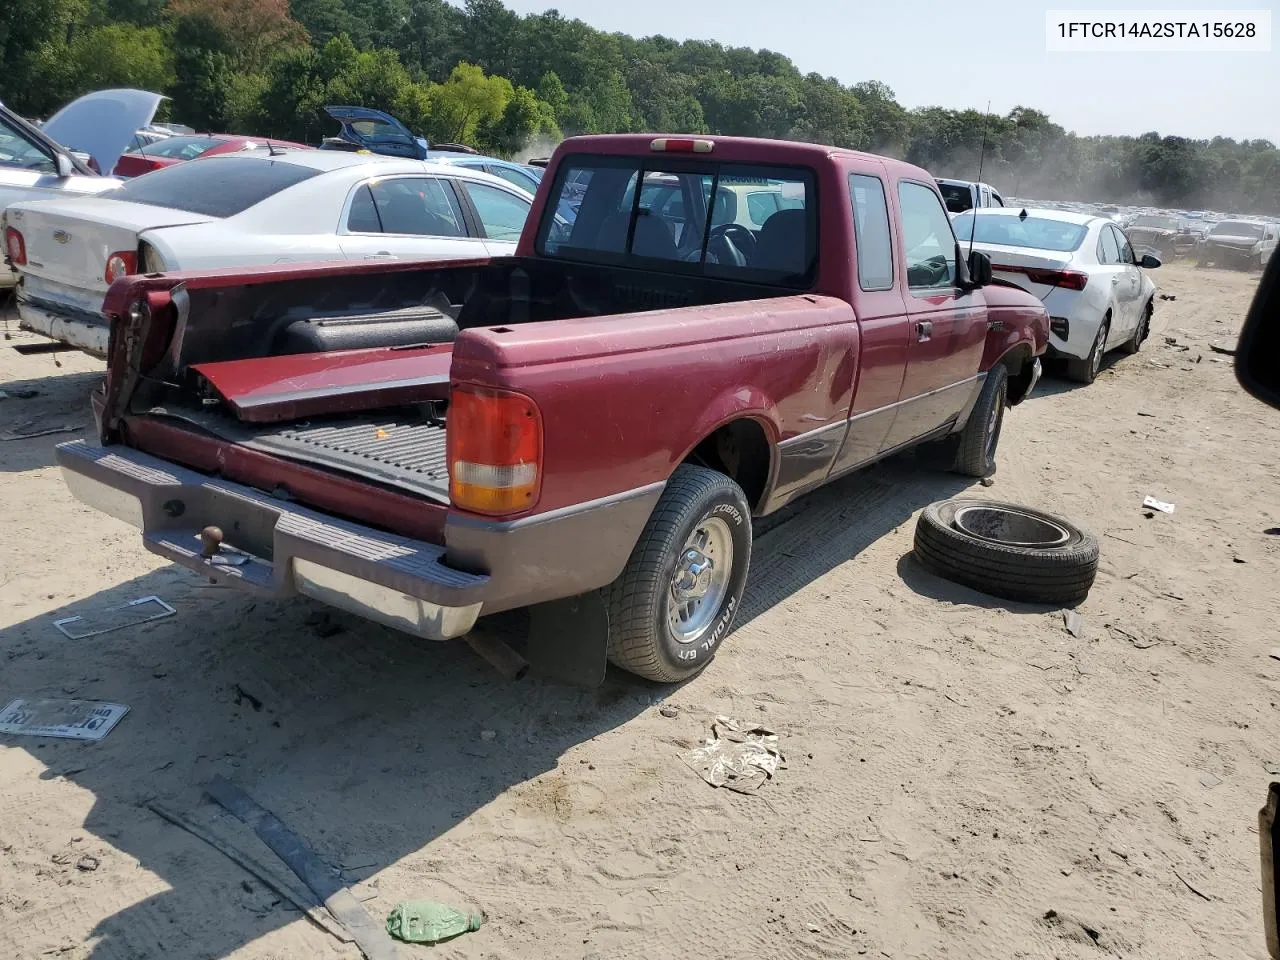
[1001,344,1035,405]
[685,419,772,513]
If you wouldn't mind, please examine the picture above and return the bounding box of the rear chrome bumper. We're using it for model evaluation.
[56,440,485,640]
[16,297,110,358]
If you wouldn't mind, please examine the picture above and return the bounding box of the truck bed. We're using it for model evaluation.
[142,404,450,503]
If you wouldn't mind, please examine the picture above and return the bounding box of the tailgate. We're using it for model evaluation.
[9,199,213,299]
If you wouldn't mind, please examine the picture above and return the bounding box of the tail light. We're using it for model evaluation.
[447,385,543,515]
[104,251,138,285]
[4,227,26,265]
[993,264,1089,291]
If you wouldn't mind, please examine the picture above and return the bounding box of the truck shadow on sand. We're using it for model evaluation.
[738,452,977,628]
[1,567,657,959]
[0,452,986,959]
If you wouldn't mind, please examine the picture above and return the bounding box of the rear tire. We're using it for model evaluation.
[1119,301,1151,355]
[605,465,752,683]
[1066,317,1109,384]
[913,499,1100,606]
[951,363,1007,478]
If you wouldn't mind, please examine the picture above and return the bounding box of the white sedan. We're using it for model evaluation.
[3,149,535,356]
[952,207,1160,383]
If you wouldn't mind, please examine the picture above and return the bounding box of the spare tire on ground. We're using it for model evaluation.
[912,499,1099,606]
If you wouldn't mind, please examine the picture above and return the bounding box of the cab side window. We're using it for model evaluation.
[849,174,893,291]
[897,181,957,290]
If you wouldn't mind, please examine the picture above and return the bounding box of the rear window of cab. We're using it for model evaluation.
[536,155,818,288]
[113,156,321,218]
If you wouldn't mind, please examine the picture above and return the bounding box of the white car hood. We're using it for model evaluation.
[42,89,165,176]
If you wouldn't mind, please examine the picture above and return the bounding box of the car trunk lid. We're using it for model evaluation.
[12,199,214,309]
[965,241,1081,300]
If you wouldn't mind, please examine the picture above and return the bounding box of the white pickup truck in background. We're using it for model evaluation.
[936,178,1005,215]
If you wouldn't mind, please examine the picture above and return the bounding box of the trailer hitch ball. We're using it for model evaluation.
[200,525,224,559]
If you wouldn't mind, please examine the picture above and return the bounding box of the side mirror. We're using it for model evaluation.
[1139,253,1162,269]
[967,249,992,287]
[54,153,75,178]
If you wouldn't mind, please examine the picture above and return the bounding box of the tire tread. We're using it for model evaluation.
[606,465,751,683]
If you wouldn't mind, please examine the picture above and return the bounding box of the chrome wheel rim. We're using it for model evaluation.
[1091,327,1107,378]
[668,516,734,643]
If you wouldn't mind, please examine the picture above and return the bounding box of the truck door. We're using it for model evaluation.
[879,179,988,450]
[828,172,909,474]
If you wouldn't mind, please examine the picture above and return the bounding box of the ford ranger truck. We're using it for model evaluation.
[55,134,1049,685]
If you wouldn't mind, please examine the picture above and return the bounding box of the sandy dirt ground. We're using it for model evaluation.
[0,260,1276,960]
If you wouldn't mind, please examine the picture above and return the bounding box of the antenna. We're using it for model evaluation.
[266,139,279,157]
[967,99,991,260]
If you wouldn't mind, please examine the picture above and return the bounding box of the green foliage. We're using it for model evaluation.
[426,62,512,144]
[0,0,1273,211]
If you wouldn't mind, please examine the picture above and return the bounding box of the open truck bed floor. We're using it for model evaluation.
[140,406,450,504]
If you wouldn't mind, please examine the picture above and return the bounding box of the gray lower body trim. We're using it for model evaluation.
[57,438,667,630]
[445,481,666,615]
[766,373,986,513]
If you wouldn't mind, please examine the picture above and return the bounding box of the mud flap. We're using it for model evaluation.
[525,592,610,687]
[1261,783,1280,958]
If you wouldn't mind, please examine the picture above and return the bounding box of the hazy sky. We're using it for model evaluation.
[499,0,1280,143]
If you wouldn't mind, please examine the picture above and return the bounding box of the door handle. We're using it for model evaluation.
[1111,277,1120,285]
[915,321,933,342]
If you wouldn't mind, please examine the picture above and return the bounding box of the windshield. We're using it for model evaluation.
[113,156,321,217]
[536,156,816,287]
[951,212,1089,252]
[1131,215,1179,230]
[126,135,224,160]
[937,183,973,214]
[1210,220,1263,239]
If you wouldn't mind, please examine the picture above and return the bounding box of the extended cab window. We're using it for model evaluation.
[537,156,816,287]
[898,181,957,290]
[849,174,893,291]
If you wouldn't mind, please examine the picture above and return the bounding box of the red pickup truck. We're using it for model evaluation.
[56,134,1048,684]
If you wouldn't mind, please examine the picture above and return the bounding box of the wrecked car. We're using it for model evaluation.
[1124,214,1199,261]
[1197,219,1278,271]
[55,134,1048,686]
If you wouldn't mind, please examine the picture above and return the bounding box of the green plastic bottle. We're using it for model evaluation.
[386,901,484,944]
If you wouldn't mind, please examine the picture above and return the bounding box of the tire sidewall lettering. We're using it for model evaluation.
[659,494,749,671]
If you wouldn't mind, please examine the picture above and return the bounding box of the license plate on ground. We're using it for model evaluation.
[0,699,129,741]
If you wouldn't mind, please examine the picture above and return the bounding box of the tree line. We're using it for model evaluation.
[2,0,1276,214]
